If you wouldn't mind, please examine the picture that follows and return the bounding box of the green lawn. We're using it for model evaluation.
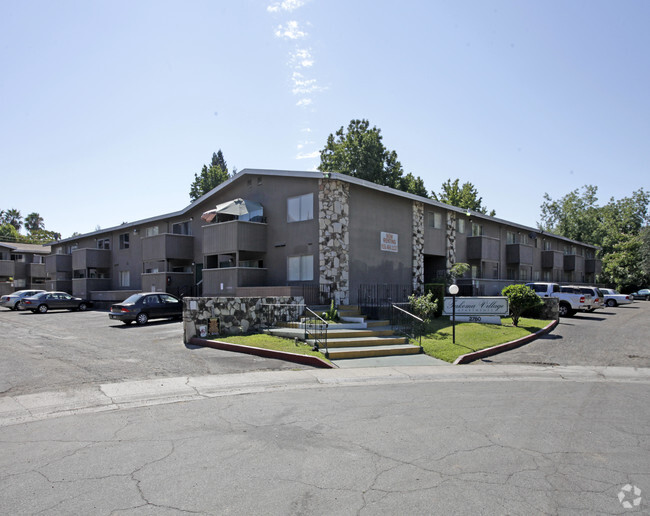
[214,317,552,364]
[419,317,552,363]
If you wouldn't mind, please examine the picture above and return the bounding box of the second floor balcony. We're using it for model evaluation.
[142,233,194,262]
[466,235,500,261]
[45,254,72,274]
[563,254,585,272]
[0,260,15,277]
[541,250,564,269]
[203,220,267,255]
[505,244,534,265]
[72,248,111,270]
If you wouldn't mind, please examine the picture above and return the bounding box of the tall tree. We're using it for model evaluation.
[1,208,23,231]
[539,185,650,290]
[25,212,45,233]
[318,119,429,197]
[431,179,495,216]
[189,150,230,202]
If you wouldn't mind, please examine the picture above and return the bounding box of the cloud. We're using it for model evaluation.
[301,127,312,133]
[267,0,305,13]
[274,21,307,39]
[296,150,320,159]
[291,72,321,95]
[296,98,313,107]
[290,48,314,68]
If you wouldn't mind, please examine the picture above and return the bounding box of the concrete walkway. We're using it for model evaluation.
[331,353,448,368]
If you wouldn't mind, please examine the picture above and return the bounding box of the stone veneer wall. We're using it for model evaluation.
[182,296,304,343]
[446,211,457,271]
[412,201,424,295]
[318,179,350,305]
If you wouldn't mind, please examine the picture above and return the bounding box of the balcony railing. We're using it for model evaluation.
[203,220,267,255]
[505,244,534,265]
[466,235,500,261]
[202,267,267,296]
[72,248,111,269]
[0,260,15,277]
[142,233,194,261]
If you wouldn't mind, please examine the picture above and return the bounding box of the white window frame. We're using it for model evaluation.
[119,233,130,249]
[119,270,130,287]
[287,193,314,223]
[172,221,192,236]
[287,255,313,281]
[145,226,159,237]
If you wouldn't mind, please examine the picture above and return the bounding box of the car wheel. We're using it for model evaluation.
[78,302,88,311]
[136,312,149,325]
[13,301,20,310]
[558,303,570,317]
[37,304,48,314]
[606,299,616,307]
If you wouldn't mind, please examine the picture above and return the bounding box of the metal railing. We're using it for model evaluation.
[303,307,329,358]
[261,303,305,329]
[358,283,413,321]
[391,303,424,349]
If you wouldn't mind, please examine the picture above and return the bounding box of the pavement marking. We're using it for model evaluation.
[1,364,649,427]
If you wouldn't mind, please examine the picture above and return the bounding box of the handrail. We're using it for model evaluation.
[304,307,329,358]
[391,304,424,349]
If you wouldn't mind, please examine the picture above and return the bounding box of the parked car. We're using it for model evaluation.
[600,288,633,307]
[20,291,91,313]
[525,282,591,317]
[630,289,650,301]
[108,292,182,325]
[0,290,46,310]
[573,286,605,312]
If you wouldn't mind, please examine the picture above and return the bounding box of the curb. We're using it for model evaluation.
[189,337,335,369]
[453,319,559,365]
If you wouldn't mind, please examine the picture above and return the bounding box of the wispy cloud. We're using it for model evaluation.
[296,150,320,159]
[274,21,307,40]
[267,0,305,13]
[301,127,312,133]
[291,72,322,95]
[296,98,313,107]
[290,48,314,68]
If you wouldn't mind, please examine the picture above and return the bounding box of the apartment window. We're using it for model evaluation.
[428,211,442,229]
[542,270,552,282]
[97,238,110,250]
[119,233,130,249]
[563,245,576,256]
[172,221,192,236]
[119,271,130,287]
[506,231,516,244]
[533,271,541,281]
[288,255,313,281]
[145,226,159,237]
[543,240,552,251]
[457,218,465,234]
[471,265,481,278]
[471,223,483,236]
[519,266,531,281]
[506,267,516,280]
[33,255,44,264]
[520,233,529,246]
[10,254,24,261]
[287,193,314,222]
[585,249,595,259]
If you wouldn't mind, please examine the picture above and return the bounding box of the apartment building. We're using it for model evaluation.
[43,169,602,305]
[0,241,50,296]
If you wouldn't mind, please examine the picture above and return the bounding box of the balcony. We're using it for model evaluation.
[72,248,111,270]
[45,254,72,274]
[563,254,585,272]
[46,279,72,293]
[203,220,267,255]
[27,263,46,279]
[72,278,112,298]
[203,267,267,296]
[140,272,194,293]
[0,260,15,277]
[466,236,500,261]
[142,234,194,262]
[505,244,534,265]
[585,258,602,274]
[541,250,564,269]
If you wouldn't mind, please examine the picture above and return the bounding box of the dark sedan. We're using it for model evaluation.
[20,291,91,313]
[109,292,182,325]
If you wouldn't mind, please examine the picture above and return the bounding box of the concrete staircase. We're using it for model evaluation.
[268,305,422,360]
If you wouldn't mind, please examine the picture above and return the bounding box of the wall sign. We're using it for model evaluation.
[380,232,398,252]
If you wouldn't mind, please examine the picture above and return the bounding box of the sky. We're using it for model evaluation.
[1,0,649,239]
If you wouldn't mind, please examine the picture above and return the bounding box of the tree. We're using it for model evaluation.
[318,119,429,197]
[1,208,23,232]
[24,229,62,244]
[0,223,21,242]
[431,179,495,216]
[539,185,650,290]
[501,284,542,327]
[189,150,230,202]
[25,212,45,233]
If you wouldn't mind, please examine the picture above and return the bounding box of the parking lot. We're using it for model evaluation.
[0,309,309,397]
[477,301,650,367]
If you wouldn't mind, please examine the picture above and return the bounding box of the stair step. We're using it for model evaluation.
[325,329,395,338]
[308,336,407,348]
[325,344,422,360]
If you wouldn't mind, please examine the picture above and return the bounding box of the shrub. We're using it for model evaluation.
[408,291,439,322]
[321,300,339,322]
[501,284,542,327]
[424,283,445,317]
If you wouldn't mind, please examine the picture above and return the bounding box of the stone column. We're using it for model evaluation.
[318,179,350,305]
[446,211,457,271]
[412,201,424,295]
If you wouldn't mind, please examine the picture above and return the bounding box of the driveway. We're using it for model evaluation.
[0,309,310,397]
[475,301,650,367]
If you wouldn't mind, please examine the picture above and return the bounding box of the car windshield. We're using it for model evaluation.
[122,294,144,304]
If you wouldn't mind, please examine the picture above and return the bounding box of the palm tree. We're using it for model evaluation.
[3,208,22,231]
[25,212,45,233]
